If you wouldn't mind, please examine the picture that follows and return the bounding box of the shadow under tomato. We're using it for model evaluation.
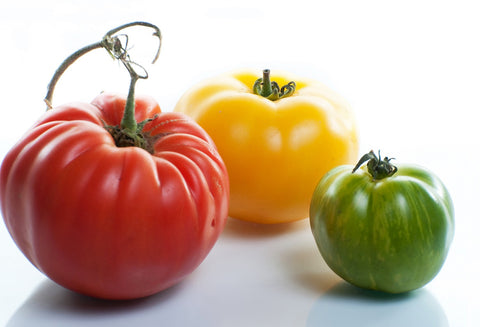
[221,216,309,239]
[279,231,341,295]
[306,283,449,327]
[6,278,215,327]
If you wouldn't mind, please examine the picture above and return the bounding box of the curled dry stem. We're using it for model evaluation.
[44,21,162,110]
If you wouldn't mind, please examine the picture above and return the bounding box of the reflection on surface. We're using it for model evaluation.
[307,283,449,327]
[6,279,215,327]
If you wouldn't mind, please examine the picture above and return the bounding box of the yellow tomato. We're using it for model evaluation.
[174,69,358,224]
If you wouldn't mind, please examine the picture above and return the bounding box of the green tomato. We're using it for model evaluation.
[309,151,454,293]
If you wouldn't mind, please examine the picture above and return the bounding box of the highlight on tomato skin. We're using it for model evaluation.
[0,22,230,300]
[175,68,359,224]
[309,150,455,294]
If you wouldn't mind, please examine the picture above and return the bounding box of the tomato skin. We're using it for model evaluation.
[0,93,229,300]
[309,164,454,293]
[175,69,359,224]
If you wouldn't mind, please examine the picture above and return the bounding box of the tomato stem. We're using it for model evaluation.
[352,150,397,180]
[44,42,104,109]
[44,21,161,110]
[253,69,296,101]
[43,22,162,153]
[121,69,141,134]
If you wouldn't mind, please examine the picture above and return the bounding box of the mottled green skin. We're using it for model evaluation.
[310,164,454,293]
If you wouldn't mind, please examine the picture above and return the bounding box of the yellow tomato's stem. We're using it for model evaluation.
[253,69,296,101]
[260,69,275,97]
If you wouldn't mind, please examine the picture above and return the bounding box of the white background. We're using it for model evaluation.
[1,0,479,326]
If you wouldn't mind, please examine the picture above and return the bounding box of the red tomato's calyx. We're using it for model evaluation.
[352,150,398,180]
[104,115,161,154]
[253,69,296,101]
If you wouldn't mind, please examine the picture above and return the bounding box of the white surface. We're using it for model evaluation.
[1,0,479,326]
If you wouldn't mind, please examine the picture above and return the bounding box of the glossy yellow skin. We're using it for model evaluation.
[175,69,359,224]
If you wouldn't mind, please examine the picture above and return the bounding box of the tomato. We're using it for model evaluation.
[0,23,229,300]
[309,151,454,293]
[0,93,229,300]
[175,69,358,224]
[1,92,230,300]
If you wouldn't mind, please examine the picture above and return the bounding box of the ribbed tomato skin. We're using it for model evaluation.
[310,164,454,293]
[0,93,229,299]
[174,69,359,224]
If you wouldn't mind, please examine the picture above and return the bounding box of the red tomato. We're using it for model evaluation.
[0,93,229,300]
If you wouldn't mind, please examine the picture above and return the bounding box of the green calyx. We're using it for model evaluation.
[352,150,398,180]
[44,21,162,153]
[253,69,296,101]
[103,115,158,154]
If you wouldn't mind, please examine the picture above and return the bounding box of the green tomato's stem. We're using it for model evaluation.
[352,150,397,180]
[253,69,296,101]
